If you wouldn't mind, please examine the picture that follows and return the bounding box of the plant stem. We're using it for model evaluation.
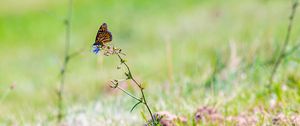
[116,53,156,125]
[282,39,300,57]
[132,77,155,124]
[269,0,298,84]
[57,0,73,123]
[116,85,141,101]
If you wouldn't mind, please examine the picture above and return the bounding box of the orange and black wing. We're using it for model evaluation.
[93,23,112,46]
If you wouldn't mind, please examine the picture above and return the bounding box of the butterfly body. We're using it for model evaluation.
[93,23,112,46]
[92,23,112,54]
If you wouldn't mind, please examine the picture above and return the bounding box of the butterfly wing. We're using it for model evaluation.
[93,23,112,46]
[101,31,112,43]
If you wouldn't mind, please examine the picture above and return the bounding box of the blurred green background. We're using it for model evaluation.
[1,0,300,125]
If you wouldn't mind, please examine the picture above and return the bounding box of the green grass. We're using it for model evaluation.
[0,0,300,125]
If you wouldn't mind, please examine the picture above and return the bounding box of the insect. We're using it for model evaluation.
[93,23,112,46]
[92,23,112,54]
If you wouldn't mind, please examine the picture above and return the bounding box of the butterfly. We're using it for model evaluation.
[92,23,112,54]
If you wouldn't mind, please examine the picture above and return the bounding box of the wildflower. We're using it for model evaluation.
[92,45,101,54]
[227,115,258,126]
[100,45,122,56]
[194,106,224,124]
[145,111,187,126]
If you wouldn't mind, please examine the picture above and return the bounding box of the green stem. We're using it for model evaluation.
[116,53,156,125]
[269,0,298,84]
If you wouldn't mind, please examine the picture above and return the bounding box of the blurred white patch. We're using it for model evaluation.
[62,102,141,126]
[281,84,288,91]
[229,41,240,73]
[269,94,277,108]
[73,113,88,126]
[241,73,247,80]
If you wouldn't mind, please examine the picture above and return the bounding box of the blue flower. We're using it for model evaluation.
[92,45,100,54]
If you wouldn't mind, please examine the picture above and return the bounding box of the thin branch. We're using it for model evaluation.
[116,54,142,88]
[282,39,300,57]
[112,83,142,101]
[115,52,156,125]
[130,101,143,112]
[269,0,298,84]
[57,0,73,123]
[68,47,86,59]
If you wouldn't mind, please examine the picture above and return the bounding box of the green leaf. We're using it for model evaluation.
[140,111,148,122]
